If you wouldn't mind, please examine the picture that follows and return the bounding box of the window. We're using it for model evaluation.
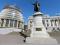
[36,28,42,31]
[7,9,16,18]
[30,21,32,27]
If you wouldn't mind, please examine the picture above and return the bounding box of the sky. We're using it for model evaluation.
[0,0,60,24]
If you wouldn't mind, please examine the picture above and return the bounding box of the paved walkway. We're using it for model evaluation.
[0,32,60,45]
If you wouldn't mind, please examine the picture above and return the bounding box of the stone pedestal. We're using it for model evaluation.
[26,12,50,43]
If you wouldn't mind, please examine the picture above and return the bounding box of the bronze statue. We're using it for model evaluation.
[33,1,40,12]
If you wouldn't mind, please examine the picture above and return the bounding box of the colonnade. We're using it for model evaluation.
[0,18,23,29]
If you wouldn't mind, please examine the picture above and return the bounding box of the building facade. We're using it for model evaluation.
[0,5,24,34]
[43,15,60,32]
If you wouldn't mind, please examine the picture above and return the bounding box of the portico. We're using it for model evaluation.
[0,18,23,29]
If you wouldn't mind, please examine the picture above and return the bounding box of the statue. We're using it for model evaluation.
[33,1,40,12]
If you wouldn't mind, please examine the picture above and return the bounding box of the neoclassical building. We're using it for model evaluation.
[43,15,60,32]
[0,5,24,34]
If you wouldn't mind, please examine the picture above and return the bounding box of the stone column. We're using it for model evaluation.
[8,19,10,27]
[53,20,55,27]
[17,21,18,28]
[51,20,52,26]
[0,19,1,27]
[59,20,60,27]
[54,20,55,27]
[58,20,59,27]
[52,20,54,27]
[57,20,59,27]
[56,20,58,27]
[3,19,6,27]
[20,22,23,29]
[21,22,24,29]
[49,20,50,27]
[45,20,47,27]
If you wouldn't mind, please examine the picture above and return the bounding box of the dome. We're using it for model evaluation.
[0,5,23,21]
[4,5,21,12]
